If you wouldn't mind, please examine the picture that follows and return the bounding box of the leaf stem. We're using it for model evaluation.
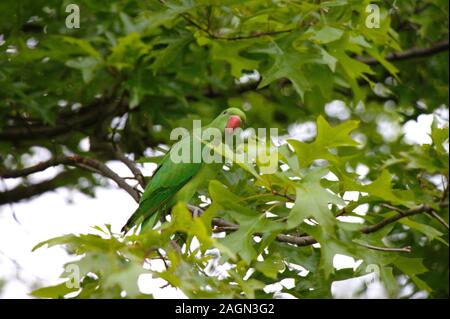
[353,241,411,253]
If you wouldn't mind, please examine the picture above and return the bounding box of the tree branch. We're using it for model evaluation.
[357,40,449,65]
[111,145,146,189]
[0,96,128,142]
[0,156,75,178]
[207,203,447,248]
[0,170,81,205]
[360,204,433,234]
[211,216,317,246]
[86,141,147,189]
[0,155,140,204]
[67,155,140,203]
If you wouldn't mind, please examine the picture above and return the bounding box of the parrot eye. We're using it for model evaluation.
[223,111,227,114]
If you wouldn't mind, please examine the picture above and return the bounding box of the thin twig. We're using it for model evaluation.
[170,240,182,255]
[357,40,449,65]
[353,241,411,253]
[69,155,141,203]
[211,216,317,246]
[112,145,146,188]
[380,203,405,215]
[173,0,449,64]
[158,0,294,41]
[181,11,293,40]
[207,29,294,41]
[271,190,295,202]
[156,249,169,270]
[427,210,449,230]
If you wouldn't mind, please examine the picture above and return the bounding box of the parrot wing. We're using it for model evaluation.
[122,144,202,232]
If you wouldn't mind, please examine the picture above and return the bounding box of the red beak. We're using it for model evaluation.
[226,115,241,131]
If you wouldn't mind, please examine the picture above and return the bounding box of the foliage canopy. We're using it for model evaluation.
[0,0,448,298]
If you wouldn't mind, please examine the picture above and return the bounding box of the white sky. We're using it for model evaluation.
[0,103,448,299]
[0,162,187,298]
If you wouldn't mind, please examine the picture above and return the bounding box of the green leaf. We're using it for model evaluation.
[393,257,431,292]
[288,115,359,167]
[31,281,78,298]
[300,223,349,278]
[311,26,344,44]
[431,118,449,155]
[318,47,338,72]
[334,50,375,81]
[103,263,148,298]
[288,168,345,232]
[32,234,78,252]
[107,33,149,70]
[254,254,285,279]
[60,36,101,58]
[400,218,446,244]
[342,169,413,206]
[257,42,313,100]
[209,180,284,264]
[365,47,399,79]
[66,57,100,83]
[151,35,193,74]
[210,40,260,78]
[379,266,398,297]
[349,35,371,48]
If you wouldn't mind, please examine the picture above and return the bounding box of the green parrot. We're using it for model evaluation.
[121,107,246,233]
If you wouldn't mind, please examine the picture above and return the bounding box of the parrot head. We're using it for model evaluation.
[210,107,246,133]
